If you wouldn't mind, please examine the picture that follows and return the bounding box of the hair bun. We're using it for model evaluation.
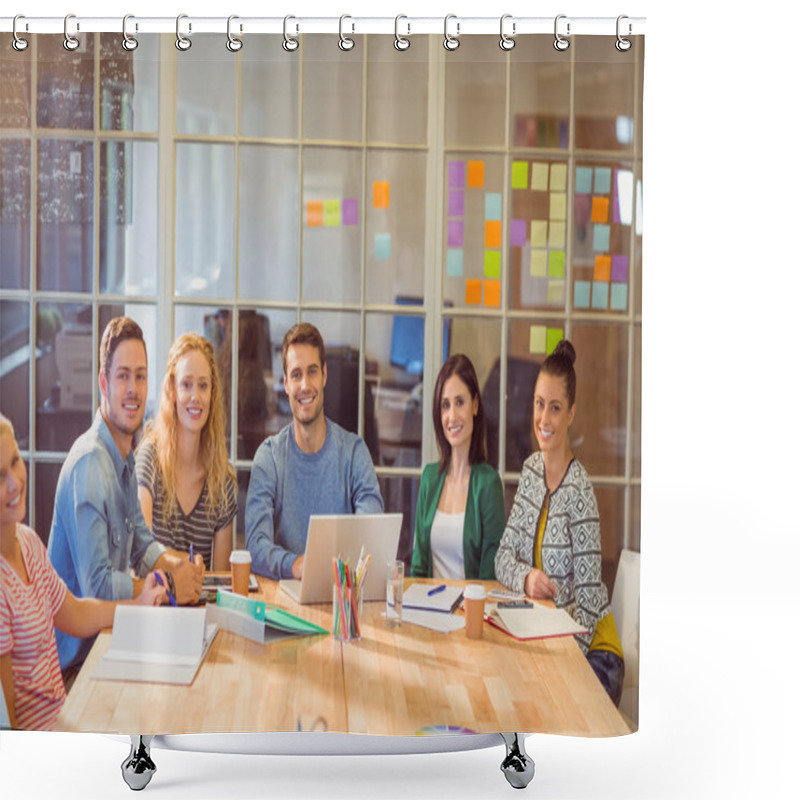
[553,339,576,365]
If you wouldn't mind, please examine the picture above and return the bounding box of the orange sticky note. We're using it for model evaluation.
[484,279,501,307]
[467,160,485,188]
[306,200,323,227]
[484,220,502,249]
[594,255,612,282]
[373,181,390,208]
[591,196,609,224]
[465,279,483,305]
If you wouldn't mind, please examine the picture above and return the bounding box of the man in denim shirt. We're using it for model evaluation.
[48,317,204,675]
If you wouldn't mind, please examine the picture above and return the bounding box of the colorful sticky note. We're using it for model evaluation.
[594,167,612,194]
[548,251,565,279]
[449,190,465,217]
[591,197,609,224]
[530,162,549,191]
[531,221,548,247]
[342,198,359,225]
[529,325,546,354]
[306,200,323,227]
[465,279,482,305]
[575,166,593,194]
[484,220,502,249]
[593,224,610,252]
[449,161,465,188]
[485,193,502,221]
[375,232,391,260]
[546,328,563,355]
[510,219,527,247]
[611,254,629,283]
[323,199,341,227]
[448,220,464,247]
[593,255,612,282]
[484,251,501,278]
[511,161,529,189]
[373,181,390,209]
[484,280,501,307]
[574,280,592,309]
[549,192,566,221]
[592,281,609,310]
[610,282,628,312]
[547,280,565,304]
[530,249,547,277]
[548,221,566,248]
[550,163,567,192]
[446,249,463,276]
[467,160,485,188]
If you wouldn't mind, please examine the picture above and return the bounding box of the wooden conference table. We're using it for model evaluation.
[55,577,629,737]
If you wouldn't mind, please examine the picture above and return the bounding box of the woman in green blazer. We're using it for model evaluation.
[411,355,506,580]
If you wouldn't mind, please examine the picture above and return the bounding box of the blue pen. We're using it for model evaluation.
[154,572,177,607]
[428,584,446,596]
[189,544,194,564]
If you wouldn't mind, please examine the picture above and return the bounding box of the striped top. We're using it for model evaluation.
[135,440,237,567]
[1,524,68,730]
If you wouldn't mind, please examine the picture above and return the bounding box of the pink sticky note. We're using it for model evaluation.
[449,161,465,188]
[342,198,359,225]
[510,219,527,247]
[611,254,629,282]
[449,190,465,217]
[448,220,464,247]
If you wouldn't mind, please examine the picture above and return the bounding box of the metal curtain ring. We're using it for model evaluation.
[339,14,355,51]
[553,14,570,51]
[283,15,299,52]
[616,15,632,51]
[499,14,516,51]
[122,14,138,51]
[226,15,243,52]
[394,15,410,51]
[63,13,80,51]
[12,15,29,52]
[443,14,460,51]
[175,14,192,51]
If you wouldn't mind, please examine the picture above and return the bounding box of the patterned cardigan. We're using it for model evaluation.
[494,451,611,653]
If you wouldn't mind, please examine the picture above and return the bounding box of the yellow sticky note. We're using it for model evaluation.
[484,280,501,307]
[549,221,566,248]
[467,160,485,188]
[547,280,565,304]
[550,163,567,191]
[531,220,548,248]
[373,181,390,208]
[530,249,547,277]
[465,279,483,305]
[594,255,612,282]
[484,220,502,249]
[549,192,566,221]
[591,196,609,224]
[531,163,549,192]
[306,201,323,227]
[529,325,547,354]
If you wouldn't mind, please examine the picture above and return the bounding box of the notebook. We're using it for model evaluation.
[485,602,589,641]
[279,513,402,604]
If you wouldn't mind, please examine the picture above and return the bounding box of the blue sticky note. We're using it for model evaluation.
[485,193,502,221]
[592,281,609,310]
[574,280,592,309]
[594,167,612,195]
[375,232,391,260]
[593,224,610,252]
[610,282,628,311]
[575,167,593,194]
[446,249,464,276]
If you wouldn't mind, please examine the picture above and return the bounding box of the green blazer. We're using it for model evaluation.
[411,461,506,580]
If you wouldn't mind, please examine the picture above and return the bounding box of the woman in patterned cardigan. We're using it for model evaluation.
[494,340,624,706]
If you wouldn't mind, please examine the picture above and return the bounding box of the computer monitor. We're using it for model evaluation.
[389,296,451,377]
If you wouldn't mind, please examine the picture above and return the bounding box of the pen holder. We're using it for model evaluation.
[332,580,363,642]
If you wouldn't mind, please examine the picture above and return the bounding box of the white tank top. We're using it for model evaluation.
[430,510,466,580]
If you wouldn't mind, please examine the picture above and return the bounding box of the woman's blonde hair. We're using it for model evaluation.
[0,412,14,439]
[140,333,234,522]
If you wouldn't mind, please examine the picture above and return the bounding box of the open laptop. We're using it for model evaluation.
[279,513,403,604]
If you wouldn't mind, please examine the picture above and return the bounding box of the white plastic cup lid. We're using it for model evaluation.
[230,550,252,565]
[463,584,487,600]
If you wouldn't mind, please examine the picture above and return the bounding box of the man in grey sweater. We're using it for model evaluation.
[245,323,384,580]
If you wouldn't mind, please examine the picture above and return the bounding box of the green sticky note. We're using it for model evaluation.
[546,328,563,355]
[549,192,566,221]
[375,232,391,260]
[574,280,592,308]
[531,220,548,247]
[549,221,566,248]
[484,250,502,278]
[446,249,463,277]
[323,199,341,227]
[529,325,547,354]
[530,249,547,277]
[550,163,567,191]
[530,162,549,191]
[610,282,628,311]
[512,161,529,189]
[547,280,565,304]
[548,250,565,278]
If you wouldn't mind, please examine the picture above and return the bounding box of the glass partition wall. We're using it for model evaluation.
[0,33,643,586]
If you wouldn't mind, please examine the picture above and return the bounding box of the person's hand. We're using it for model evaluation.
[138,571,167,606]
[291,554,304,581]
[172,557,204,605]
[524,568,557,600]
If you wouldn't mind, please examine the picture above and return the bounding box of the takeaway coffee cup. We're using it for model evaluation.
[230,550,252,596]
[463,584,487,640]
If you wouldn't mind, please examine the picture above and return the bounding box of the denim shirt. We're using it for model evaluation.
[48,410,165,671]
